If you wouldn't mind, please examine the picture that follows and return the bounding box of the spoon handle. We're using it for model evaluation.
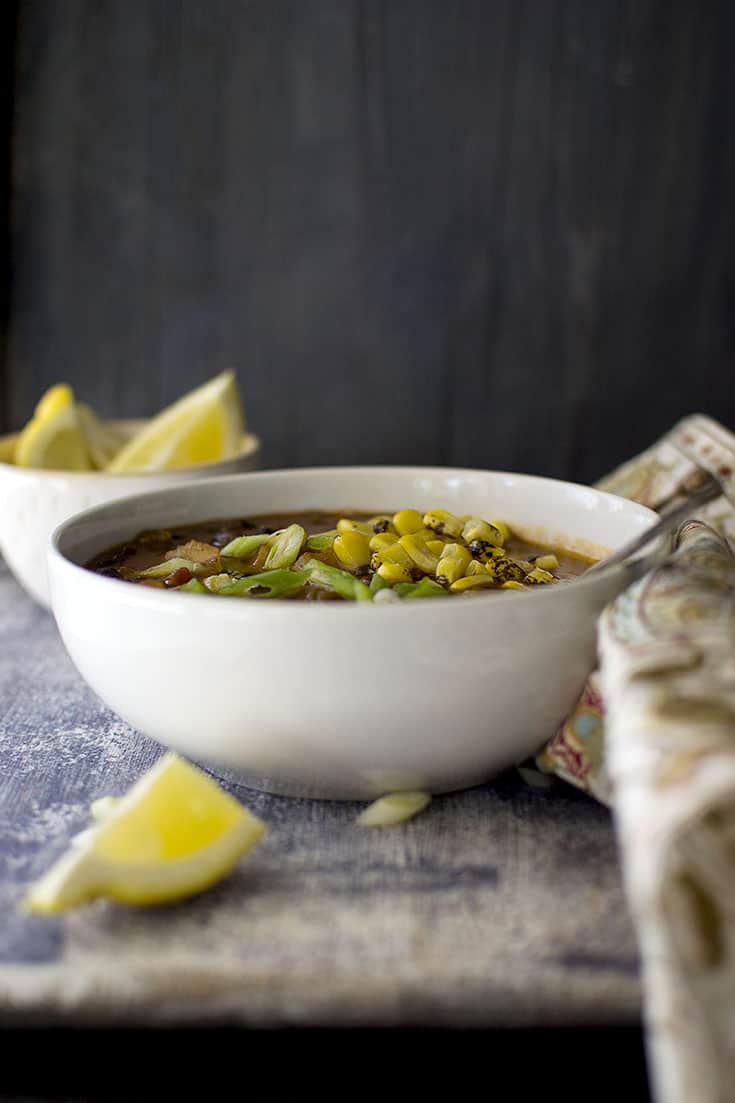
[589,476,722,577]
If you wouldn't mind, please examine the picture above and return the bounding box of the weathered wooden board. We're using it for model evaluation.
[5,1,735,481]
[0,559,640,1027]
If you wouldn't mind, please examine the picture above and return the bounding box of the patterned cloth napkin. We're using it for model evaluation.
[538,414,735,1103]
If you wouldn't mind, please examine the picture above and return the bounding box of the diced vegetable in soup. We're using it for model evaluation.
[86,509,596,600]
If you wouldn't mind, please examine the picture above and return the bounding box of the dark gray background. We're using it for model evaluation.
[3,0,734,482]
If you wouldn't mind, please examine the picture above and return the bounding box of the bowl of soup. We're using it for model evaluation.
[48,467,658,798]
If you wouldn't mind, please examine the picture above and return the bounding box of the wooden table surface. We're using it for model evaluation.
[0,557,641,1031]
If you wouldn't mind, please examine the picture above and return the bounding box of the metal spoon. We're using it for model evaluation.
[588,475,722,579]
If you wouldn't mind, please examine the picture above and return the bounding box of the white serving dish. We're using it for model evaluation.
[49,467,658,799]
[0,422,260,608]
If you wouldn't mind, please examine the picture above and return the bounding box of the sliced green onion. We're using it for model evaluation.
[369,571,390,595]
[356,792,431,826]
[304,559,372,602]
[306,530,338,551]
[264,525,306,570]
[180,578,209,594]
[219,533,272,558]
[393,577,446,600]
[138,557,203,579]
[217,569,308,599]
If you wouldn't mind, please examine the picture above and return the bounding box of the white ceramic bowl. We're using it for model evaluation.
[49,467,657,799]
[0,422,260,608]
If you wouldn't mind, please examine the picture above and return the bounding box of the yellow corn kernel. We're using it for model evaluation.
[461,518,504,547]
[368,515,395,534]
[449,574,496,593]
[426,539,446,557]
[377,561,414,584]
[333,530,371,569]
[502,580,526,590]
[486,556,526,583]
[392,509,424,536]
[465,558,489,576]
[398,533,439,575]
[337,518,373,537]
[524,567,555,585]
[534,554,559,572]
[422,509,463,538]
[515,560,534,573]
[369,531,397,553]
[490,520,511,543]
[435,546,471,585]
[370,542,414,570]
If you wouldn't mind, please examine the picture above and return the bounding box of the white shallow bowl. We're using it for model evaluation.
[49,467,657,800]
[0,422,260,608]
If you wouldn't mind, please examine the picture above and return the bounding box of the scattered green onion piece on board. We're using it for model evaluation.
[356,792,432,826]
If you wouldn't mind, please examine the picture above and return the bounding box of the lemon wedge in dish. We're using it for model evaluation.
[76,403,127,469]
[105,370,245,473]
[14,383,92,470]
[25,753,266,913]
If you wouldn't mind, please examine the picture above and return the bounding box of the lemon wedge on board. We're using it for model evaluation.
[25,754,266,914]
[14,383,92,470]
[106,370,245,473]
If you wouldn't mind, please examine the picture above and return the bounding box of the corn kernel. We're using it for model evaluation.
[486,556,526,583]
[337,518,373,537]
[371,542,414,570]
[502,580,526,590]
[369,531,397,553]
[490,520,511,543]
[461,518,504,547]
[435,546,471,585]
[392,509,424,536]
[465,558,489,576]
[368,515,395,534]
[426,539,446,556]
[422,509,463,538]
[524,567,555,585]
[534,554,559,572]
[377,561,414,584]
[333,530,371,569]
[449,574,496,593]
[398,533,439,574]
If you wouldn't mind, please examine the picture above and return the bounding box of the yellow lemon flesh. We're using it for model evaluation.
[14,384,92,470]
[25,754,266,913]
[106,370,245,473]
[76,403,127,469]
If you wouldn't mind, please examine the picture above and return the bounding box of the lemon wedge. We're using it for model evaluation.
[25,754,266,913]
[76,403,127,469]
[14,383,93,470]
[106,370,245,473]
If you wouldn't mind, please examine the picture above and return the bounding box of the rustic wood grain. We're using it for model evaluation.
[0,558,640,1026]
[5,0,735,478]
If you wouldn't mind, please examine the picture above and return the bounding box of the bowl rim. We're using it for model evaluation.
[48,464,659,618]
[0,421,261,478]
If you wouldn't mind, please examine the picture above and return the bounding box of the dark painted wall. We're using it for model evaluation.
[4,0,735,481]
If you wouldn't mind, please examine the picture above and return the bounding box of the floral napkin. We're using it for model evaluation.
[538,414,735,1103]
